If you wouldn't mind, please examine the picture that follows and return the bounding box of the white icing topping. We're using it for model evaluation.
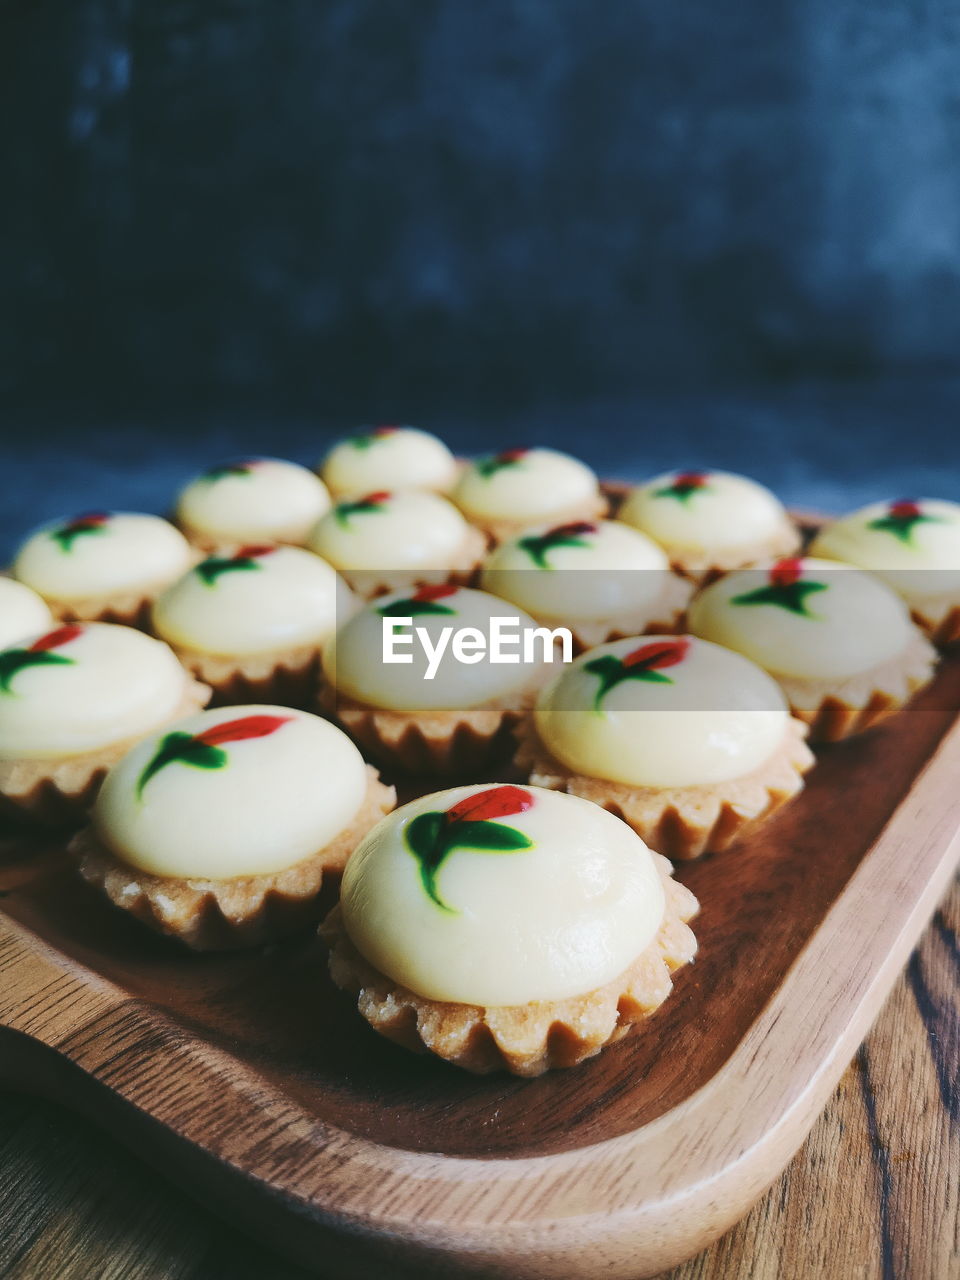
[94,706,368,879]
[320,426,457,495]
[307,489,474,572]
[0,579,54,650]
[340,783,666,1005]
[176,459,331,544]
[323,586,550,711]
[618,470,792,555]
[13,513,193,603]
[0,623,189,760]
[688,557,914,680]
[453,448,601,526]
[535,635,788,787]
[152,546,352,656]
[810,499,960,606]
[481,519,671,622]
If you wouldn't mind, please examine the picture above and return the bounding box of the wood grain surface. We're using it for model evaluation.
[0,873,955,1280]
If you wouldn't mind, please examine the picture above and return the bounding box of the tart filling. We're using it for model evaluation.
[93,706,371,880]
[339,784,667,1006]
[307,489,485,593]
[617,469,799,571]
[452,448,605,535]
[13,512,193,604]
[534,635,789,788]
[175,458,332,545]
[152,545,352,657]
[0,578,54,649]
[687,557,916,680]
[323,585,551,713]
[319,426,458,495]
[0,623,193,760]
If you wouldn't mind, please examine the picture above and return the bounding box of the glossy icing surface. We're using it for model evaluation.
[308,489,474,571]
[323,586,550,711]
[688,557,914,679]
[0,623,189,759]
[481,519,671,621]
[176,459,331,544]
[810,499,960,605]
[152,545,351,656]
[320,426,457,495]
[535,635,788,787]
[13,513,193,602]
[340,783,666,1005]
[94,706,368,879]
[453,447,600,526]
[618,469,792,555]
[0,578,54,649]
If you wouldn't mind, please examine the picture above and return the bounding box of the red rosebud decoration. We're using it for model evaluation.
[136,714,293,798]
[477,447,530,479]
[868,499,941,546]
[334,490,392,528]
[52,512,110,552]
[0,624,84,693]
[405,785,536,911]
[731,558,827,616]
[584,637,690,710]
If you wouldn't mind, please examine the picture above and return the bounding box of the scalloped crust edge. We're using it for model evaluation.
[71,767,395,950]
[0,679,211,826]
[777,629,938,742]
[170,642,324,709]
[465,493,609,547]
[335,525,489,599]
[548,571,694,652]
[654,517,802,584]
[911,600,960,648]
[514,717,815,861]
[321,853,699,1076]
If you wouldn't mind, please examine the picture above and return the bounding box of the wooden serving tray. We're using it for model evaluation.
[1,628,959,1277]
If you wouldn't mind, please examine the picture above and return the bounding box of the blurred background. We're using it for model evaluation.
[1,0,959,555]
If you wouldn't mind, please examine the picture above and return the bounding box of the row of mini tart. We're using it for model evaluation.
[0,554,939,833]
[7,444,960,646]
[65,698,698,1075]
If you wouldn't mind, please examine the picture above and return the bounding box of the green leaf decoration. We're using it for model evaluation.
[51,515,110,552]
[652,472,710,504]
[517,523,595,569]
[731,580,828,617]
[583,654,672,711]
[404,809,534,912]
[476,448,528,479]
[136,733,228,799]
[867,512,942,546]
[0,650,73,694]
[195,556,263,586]
[201,463,253,483]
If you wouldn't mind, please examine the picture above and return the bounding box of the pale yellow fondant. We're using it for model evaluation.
[0,579,54,649]
[535,635,788,788]
[320,427,457,495]
[94,706,368,880]
[340,783,666,1006]
[618,470,792,555]
[453,448,601,526]
[13,513,193,603]
[152,546,352,657]
[0,623,189,760]
[308,490,474,572]
[176,459,332,544]
[688,557,913,680]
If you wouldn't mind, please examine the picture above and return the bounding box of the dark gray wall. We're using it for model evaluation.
[4,0,960,421]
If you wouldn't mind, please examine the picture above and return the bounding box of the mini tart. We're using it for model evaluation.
[175,458,332,548]
[0,623,209,824]
[306,489,486,598]
[617,469,800,581]
[452,447,607,542]
[810,499,960,646]
[319,425,458,496]
[152,545,354,706]
[516,634,814,860]
[0,578,54,649]
[12,512,196,627]
[320,585,557,775]
[481,518,692,650]
[688,557,938,742]
[73,706,395,950]
[321,783,698,1076]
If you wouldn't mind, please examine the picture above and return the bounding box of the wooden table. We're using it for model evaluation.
[0,875,956,1280]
